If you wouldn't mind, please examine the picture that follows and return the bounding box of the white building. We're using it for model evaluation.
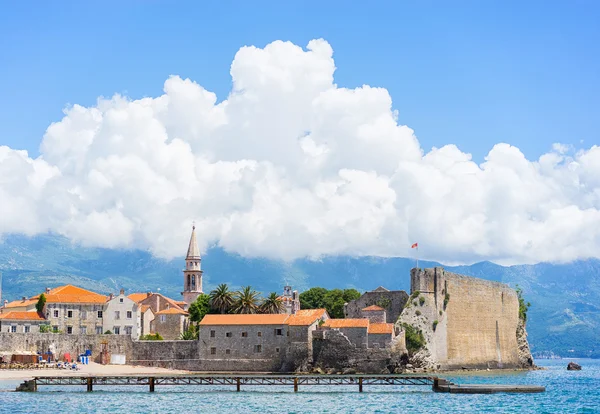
[103,289,140,337]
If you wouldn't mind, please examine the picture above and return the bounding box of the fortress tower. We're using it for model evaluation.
[182,225,203,305]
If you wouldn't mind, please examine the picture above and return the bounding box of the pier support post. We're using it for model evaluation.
[294,377,298,393]
[359,377,363,392]
[149,377,155,393]
[87,377,93,392]
[236,378,241,392]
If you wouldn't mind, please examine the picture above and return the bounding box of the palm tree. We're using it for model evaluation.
[260,292,284,314]
[233,286,261,314]
[209,283,234,314]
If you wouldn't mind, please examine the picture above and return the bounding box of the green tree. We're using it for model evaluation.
[35,293,46,313]
[233,286,261,314]
[342,289,361,303]
[188,294,211,324]
[299,287,328,309]
[300,287,362,318]
[180,324,198,340]
[260,292,284,314]
[209,283,234,314]
[515,285,531,322]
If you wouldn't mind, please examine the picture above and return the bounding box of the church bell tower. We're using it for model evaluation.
[182,225,203,305]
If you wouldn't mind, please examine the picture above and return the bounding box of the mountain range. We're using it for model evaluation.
[1,233,599,358]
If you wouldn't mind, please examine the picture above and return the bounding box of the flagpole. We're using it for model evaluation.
[416,246,419,270]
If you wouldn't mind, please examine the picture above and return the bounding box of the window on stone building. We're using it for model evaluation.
[53,310,59,318]
[80,326,87,335]
[254,345,262,353]
[114,326,121,335]
[257,331,262,337]
[225,349,230,355]
[125,326,132,335]
[81,311,87,320]
[226,332,232,337]
[10,325,16,333]
[126,311,132,319]
[241,332,248,337]
[96,326,103,334]
[274,328,283,336]
[210,347,216,355]
[275,348,280,353]
[52,326,59,333]
[67,310,73,318]
[24,325,30,333]
[66,326,73,334]
[115,311,120,320]
[160,315,166,323]
[97,311,103,319]
[120,298,124,303]
[210,330,215,338]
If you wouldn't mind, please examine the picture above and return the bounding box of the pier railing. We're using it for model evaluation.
[27,374,545,394]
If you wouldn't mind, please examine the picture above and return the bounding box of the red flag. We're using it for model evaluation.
[411,242,418,249]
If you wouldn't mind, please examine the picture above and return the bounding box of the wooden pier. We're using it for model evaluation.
[22,374,545,394]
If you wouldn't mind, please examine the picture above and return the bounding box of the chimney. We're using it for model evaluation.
[120,289,125,295]
[22,296,26,301]
[147,292,152,298]
[109,293,114,300]
[3,299,7,307]
[45,287,51,294]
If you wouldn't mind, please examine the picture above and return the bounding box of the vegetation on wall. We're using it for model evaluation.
[443,293,450,309]
[39,324,51,333]
[515,285,531,322]
[180,325,198,340]
[299,287,361,318]
[401,323,426,354]
[140,333,163,340]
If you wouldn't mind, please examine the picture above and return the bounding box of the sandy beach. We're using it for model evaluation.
[0,362,191,381]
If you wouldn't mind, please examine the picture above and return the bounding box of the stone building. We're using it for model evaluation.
[40,285,108,335]
[361,305,386,323]
[322,319,370,348]
[104,290,140,337]
[0,311,46,333]
[1,298,37,314]
[127,292,188,339]
[199,314,291,361]
[344,286,408,324]
[152,308,188,340]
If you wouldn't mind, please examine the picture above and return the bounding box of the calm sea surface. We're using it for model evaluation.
[0,359,598,413]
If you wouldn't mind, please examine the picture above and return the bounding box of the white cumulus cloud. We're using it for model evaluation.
[1,39,599,265]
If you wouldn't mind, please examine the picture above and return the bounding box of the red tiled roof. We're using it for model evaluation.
[32,285,107,304]
[3,299,37,309]
[155,308,188,316]
[368,323,394,334]
[200,314,289,326]
[128,293,151,303]
[0,311,46,321]
[362,305,384,311]
[323,318,369,328]
[287,309,328,326]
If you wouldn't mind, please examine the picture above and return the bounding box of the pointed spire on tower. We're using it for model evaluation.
[186,223,200,259]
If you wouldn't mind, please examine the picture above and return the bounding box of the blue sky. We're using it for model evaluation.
[1,0,598,162]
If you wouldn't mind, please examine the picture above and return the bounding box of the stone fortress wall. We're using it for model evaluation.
[403,267,525,369]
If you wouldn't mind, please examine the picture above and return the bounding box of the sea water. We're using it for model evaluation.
[0,359,598,413]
